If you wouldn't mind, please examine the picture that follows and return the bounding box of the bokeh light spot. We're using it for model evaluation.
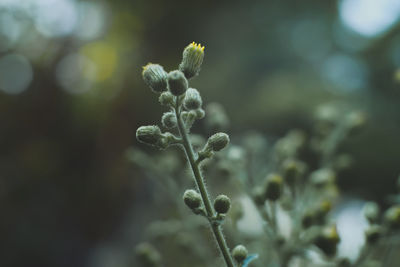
[80,42,117,82]
[56,53,96,94]
[34,0,78,37]
[322,53,368,93]
[0,53,33,94]
[339,0,400,37]
[75,1,107,40]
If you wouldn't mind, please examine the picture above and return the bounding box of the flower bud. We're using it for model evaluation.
[183,88,202,110]
[194,108,205,119]
[206,132,230,152]
[314,225,340,256]
[363,202,380,224]
[183,189,202,210]
[142,63,168,93]
[167,70,188,96]
[232,244,248,263]
[158,91,174,106]
[136,125,163,146]
[161,112,177,129]
[264,174,283,201]
[282,158,306,186]
[214,195,231,214]
[384,205,400,229]
[179,42,205,79]
[365,225,382,244]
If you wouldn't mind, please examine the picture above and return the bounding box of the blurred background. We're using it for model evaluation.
[1,0,400,266]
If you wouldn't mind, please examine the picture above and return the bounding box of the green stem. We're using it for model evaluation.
[174,99,235,267]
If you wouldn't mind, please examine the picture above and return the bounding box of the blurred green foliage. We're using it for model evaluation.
[1,0,400,266]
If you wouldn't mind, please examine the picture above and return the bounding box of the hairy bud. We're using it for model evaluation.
[232,245,248,263]
[158,91,174,106]
[183,189,202,210]
[142,63,168,93]
[206,132,230,152]
[167,70,188,96]
[161,112,177,129]
[214,195,231,214]
[136,125,163,146]
[183,88,202,110]
[179,42,205,79]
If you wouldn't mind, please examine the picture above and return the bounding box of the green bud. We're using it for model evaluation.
[194,108,205,119]
[282,158,306,186]
[167,70,188,96]
[314,225,340,257]
[179,42,205,79]
[232,244,248,263]
[135,243,162,267]
[264,174,283,201]
[183,88,202,110]
[183,189,202,210]
[206,132,230,152]
[365,225,382,244]
[142,63,168,93]
[158,91,174,106]
[363,202,380,224]
[136,125,163,146]
[214,195,231,214]
[161,112,177,129]
[384,205,400,229]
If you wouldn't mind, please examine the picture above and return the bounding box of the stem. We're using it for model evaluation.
[174,99,235,267]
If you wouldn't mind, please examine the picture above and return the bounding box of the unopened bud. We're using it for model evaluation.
[183,189,202,210]
[158,91,174,106]
[142,63,168,93]
[161,112,177,129]
[214,195,231,214]
[206,132,230,152]
[183,88,202,110]
[265,174,283,201]
[232,244,248,263]
[136,125,163,146]
[179,42,205,79]
[314,225,340,256]
[167,70,188,96]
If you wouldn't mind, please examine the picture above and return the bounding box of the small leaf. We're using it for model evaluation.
[242,254,259,267]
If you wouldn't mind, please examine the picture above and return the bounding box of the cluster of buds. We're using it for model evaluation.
[136,43,252,267]
[137,42,207,149]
